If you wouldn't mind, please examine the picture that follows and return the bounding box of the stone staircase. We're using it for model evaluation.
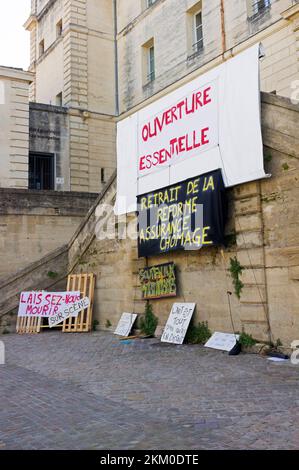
[0,172,116,333]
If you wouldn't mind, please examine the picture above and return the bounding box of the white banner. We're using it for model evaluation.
[116,44,266,215]
[138,79,219,177]
[48,297,90,328]
[18,291,81,317]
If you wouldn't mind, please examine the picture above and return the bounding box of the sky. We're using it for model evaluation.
[0,1,31,70]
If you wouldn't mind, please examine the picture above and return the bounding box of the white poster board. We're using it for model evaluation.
[48,297,90,328]
[161,303,195,345]
[116,44,266,214]
[114,313,137,337]
[18,291,81,317]
[204,332,240,352]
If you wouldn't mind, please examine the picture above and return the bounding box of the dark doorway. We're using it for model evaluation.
[29,153,55,190]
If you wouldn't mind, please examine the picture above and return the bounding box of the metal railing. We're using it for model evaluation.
[192,37,204,54]
[147,70,155,83]
[251,0,271,18]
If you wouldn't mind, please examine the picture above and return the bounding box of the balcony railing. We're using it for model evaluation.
[251,0,271,19]
[192,37,204,54]
[147,70,155,83]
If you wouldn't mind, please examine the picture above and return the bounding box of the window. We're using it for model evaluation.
[29,153,55,190]
[142,38,155,85]
[56,92,63,106]
[56,19,63,38]
[193,11,203,53]
[148,45,155,82]
[249,0,271,18]
[39,39,44,57]
[186,2,203,57]
[101,168,106,184]
[147,0,157,7]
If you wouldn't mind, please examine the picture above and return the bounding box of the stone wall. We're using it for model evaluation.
[72,93,299,347]
[0,172,116,333]
[0,189,97,277]
[0,94,297,347]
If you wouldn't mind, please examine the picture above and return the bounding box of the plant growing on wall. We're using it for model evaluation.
[140,302,158,337]
[92,319,99,331]
[186,321,211,345]
[47,271,58,279]
[238,330,257,348]
[229,257,244,299]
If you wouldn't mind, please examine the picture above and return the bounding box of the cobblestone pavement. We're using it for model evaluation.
[0,331,299,450]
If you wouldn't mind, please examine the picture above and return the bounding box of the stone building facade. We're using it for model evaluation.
[0,66,33,188]
[117,0,299,114]
[29,102,70,190]
[25,0,116,193]
[1,1,298,345]
[24,0,299,193]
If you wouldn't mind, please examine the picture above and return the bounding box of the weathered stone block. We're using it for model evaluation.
[235,214,262,233]
[235,196,261,216]
[241,268,265,285]
[236,231,263,249]
[240,285,267,304]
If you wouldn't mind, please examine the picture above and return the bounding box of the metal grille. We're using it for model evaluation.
[251,0,271,17]
[29,153,54,190]
[192,11,203,53]
[147,46,155,82]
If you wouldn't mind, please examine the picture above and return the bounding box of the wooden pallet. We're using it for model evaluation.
[16,315,41,334]
[62,273,95,333]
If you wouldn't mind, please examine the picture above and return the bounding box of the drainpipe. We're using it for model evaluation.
[220,0,227,56]
[113,0,119,116]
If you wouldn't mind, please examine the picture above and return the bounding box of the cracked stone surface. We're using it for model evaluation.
[0,331,299,449]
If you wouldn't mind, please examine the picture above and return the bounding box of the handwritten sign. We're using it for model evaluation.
[161,303,195,345]
[114,313,137,337]
[138,83,217,176]
[116,44,266,215]
[138,170,227,257]
[204,332,240,352]
[139,263,177,300]
[18,291,81,317]
[48,297,90,328]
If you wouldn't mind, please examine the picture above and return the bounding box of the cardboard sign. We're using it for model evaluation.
[18,291,81,317]
[161,303,195,345]
[114,313,137,337]
[138,170,227,257]
[204,332,240,352]
[139,263,177,300]
[48,297,90,328]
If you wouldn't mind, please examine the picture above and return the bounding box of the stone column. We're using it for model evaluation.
[63,0,89,191]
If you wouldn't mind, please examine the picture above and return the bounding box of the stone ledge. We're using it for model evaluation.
[29,102,68,114]
[261,91,299,113]
[0,189,98,216]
